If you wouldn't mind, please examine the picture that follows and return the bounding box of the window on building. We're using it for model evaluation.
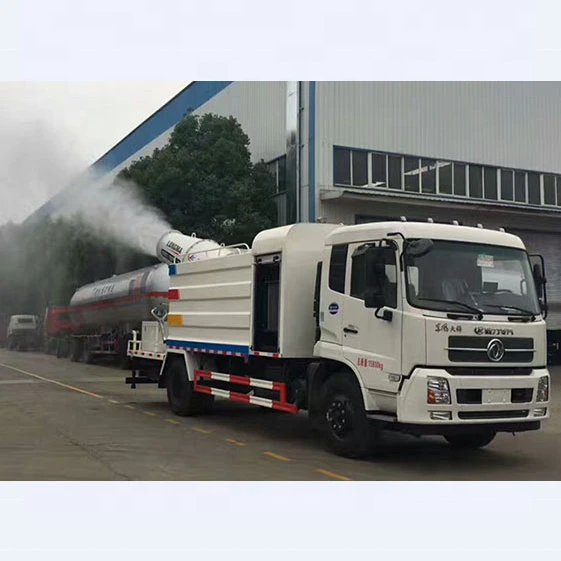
[438,162,453,195]
[352,150,368,186]
[454,164,466,196]
[528,172,541,205]
[404,157,420,192]
[388,155,402,189]
[501,170,514,201]
[421,159,437,194]
[484,167,498,200]
[515,171,526,202]
[329,244,348,293]
[332,145,561,213]
[469,165,483,198]
[334,148,351,185]
[372,153,387,186]
[544,175,556,205]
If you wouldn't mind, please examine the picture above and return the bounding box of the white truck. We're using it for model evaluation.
[126,220,551,458]
[7,314,39,351]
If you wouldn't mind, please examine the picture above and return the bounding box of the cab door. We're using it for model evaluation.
[342,241,403,394]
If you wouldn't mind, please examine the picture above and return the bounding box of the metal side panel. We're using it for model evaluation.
[167,252,253,348]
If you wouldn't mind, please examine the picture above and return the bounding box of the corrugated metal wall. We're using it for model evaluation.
[196,81,287,163]
[315,82,561,192]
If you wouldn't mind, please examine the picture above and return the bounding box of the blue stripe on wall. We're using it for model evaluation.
[92,81,233,173]
[308,81,316,223]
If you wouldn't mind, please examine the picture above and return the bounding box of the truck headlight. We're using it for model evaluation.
[427,377,451,405]
[537,376,549,402]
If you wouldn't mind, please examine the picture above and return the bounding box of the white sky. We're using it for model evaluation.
[1,0,561,226]
[0,82,186,225]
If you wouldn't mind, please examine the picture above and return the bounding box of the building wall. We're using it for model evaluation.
[314,81,561,194]
[312,81,561,225]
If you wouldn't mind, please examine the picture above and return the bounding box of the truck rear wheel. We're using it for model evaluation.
[444,430,496,450]
[71,339,82,362]
[318,373,377,459]
[166,358,213,416]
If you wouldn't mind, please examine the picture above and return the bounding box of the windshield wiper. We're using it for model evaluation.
[480,303,536,318]
[417,298,484,319]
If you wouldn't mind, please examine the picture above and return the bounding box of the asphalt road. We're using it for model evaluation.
[0,348,559,481]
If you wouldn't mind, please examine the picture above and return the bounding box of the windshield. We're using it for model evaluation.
[405,240,541,316]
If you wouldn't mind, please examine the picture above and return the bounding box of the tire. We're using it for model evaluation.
[318,373,377,459]
[118,334,132,370]
[56,339,63,358]
[71,339,82,362]
[166,358,213,416]
[82,341,93,364]
[444,430,496,450]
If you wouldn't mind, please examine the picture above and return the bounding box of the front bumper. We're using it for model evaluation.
[396,367,550,427]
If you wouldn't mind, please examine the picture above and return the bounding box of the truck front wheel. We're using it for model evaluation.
[166,358,213,416]
[318,373,377,459]
[444,430,496,450]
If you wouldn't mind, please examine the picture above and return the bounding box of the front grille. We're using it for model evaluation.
[456,388,533,404]
[448,336,534,363]
[458,410,529,420]
[446,367,532,376]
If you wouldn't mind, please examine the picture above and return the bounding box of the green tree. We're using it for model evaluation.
[119,113,277,246]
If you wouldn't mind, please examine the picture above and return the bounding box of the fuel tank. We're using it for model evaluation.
[69,263,169,330]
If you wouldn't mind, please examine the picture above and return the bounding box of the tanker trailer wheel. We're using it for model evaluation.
[444,430,496,450]
[166,358,214,416]
[318,373,378,459]
[118,334,132,370]
[82,341,93,364]
[71,339,82,362]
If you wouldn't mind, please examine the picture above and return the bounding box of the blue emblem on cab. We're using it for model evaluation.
[328,302,339,315]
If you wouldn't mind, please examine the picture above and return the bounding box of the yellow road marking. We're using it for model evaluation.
[225,438,246,446]
[165,419,180,425]
[0,362,103,399]
[108,399,119,404]
[124,405,136,410]
[143,411,159,417]
[264,451,291,462]
[315,468,352,481]
[192,427,213,434]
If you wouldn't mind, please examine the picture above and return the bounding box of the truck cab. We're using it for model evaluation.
[314,221,549,452]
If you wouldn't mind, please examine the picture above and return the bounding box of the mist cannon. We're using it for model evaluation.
[156,230,245,265]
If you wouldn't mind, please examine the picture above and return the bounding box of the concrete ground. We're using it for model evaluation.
[0,348,559,481]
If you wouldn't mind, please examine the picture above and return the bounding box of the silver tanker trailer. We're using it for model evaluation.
[67,263,169,366]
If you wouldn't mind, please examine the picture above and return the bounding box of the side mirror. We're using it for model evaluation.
[405,238,434,258]
[364,289,384,310]
[529,255,548,318]
[533,263,545,289]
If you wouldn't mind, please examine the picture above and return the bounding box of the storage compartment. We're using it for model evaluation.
[253,255,280,353]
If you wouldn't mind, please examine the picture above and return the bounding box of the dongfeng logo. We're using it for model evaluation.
[487,338,505,362]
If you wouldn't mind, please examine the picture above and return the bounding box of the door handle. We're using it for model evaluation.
[343,326,359,334]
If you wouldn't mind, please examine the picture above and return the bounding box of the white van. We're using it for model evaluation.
[7,315,39,351]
